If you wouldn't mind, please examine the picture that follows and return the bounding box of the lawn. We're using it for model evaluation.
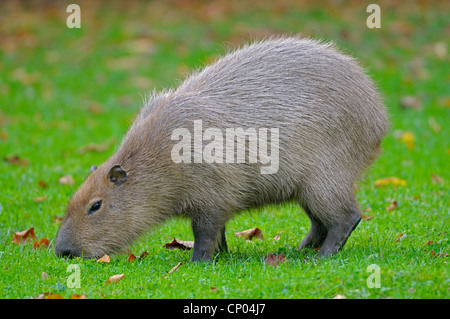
[0,0,448,299]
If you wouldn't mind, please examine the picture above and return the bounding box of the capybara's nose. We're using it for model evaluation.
[55,227,79,258]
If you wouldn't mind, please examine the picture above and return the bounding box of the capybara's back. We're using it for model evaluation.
[55,37,389,261]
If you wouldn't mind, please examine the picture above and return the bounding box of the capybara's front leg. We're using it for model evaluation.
[191,216,225,262]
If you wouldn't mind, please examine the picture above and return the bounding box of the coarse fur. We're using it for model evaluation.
[55,36,389,261]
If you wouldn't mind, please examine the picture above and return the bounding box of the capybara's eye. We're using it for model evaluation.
[88,200,102,215]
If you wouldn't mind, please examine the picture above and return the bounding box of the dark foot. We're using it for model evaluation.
[317,212,361,258]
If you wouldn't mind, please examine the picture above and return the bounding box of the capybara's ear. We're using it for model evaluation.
[90,164,97,174]
[107,164,127,185]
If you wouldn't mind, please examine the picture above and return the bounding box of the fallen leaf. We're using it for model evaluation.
[395,233,406,242]
[168,262,182,274]
[433,41,447,59]
[0,130,7,141]
[97,255,110,263]
[362,215,373,221]
[431,174,444,184]
[3,155,29,166]
[33,237,50,249]
[438,252,448,257]
[33,196,47,202]
[12,227,36,244]
[11,68,38,85]
[106,273,124,285]
[41,272,50,280]
[332,294,347,299]
[70,294,88,299]
[428,117,441,133]
[32,292,51,299]
[45,293,64,299]
[426,240,434,246]
[273,233,281,241]
[52,215,63,225]
[139,251,149,258]
[78,138,116,154]
[374,177,407,188]
[235,227,264,241]
[400,131,415,150]
[264,253,287,268]
[38,180,48,189]
[210,287,217,292]
[400,96,421,110]
[386,201,398,211]
[124,38,155,54]
[58,175,74,186]
[127,250,148,262]
[164,238,194,250]
[88,102,103,114]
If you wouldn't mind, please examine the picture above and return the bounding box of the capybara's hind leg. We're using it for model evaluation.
[298,205,328,250]
[317,206,361,258]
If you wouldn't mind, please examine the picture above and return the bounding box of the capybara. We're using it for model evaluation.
[55,37,389,261]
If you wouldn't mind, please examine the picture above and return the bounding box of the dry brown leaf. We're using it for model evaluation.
[400,96,421,110]
[362,215,373,221]
[426,240,435,246]
[168,262,182,274]
[33,196,47,202]
[41,272,50,280]
[273,233,281,241]
[58,175,74,186]
[12,227,36,244]
[3,155,29,166]
[395,233,406,242]
[106,273,124,285]
[52,215,63,225]
[70,294,88,299]
[386,201,398,211]
[265,253,287,268]
[333,294,347,299]
[33,237,49,250]
[235,227,264,241]
[32,292,51,299]
[78,139,116,154]
[431,174,444,184]
[38,180,48,189]
[45,293,64,299]
[164,238,194,250]
[88,102,103,114]
[139,251,149,258]
[97,255,110,263]
[127,250,148,262]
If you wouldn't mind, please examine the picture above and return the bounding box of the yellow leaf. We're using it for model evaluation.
[400,131,415,150]
[374,177,407,188]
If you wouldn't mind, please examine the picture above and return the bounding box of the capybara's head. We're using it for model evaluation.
[55,163,138,259]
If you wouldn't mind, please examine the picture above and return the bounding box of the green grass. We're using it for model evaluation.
[0,0,448,299]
